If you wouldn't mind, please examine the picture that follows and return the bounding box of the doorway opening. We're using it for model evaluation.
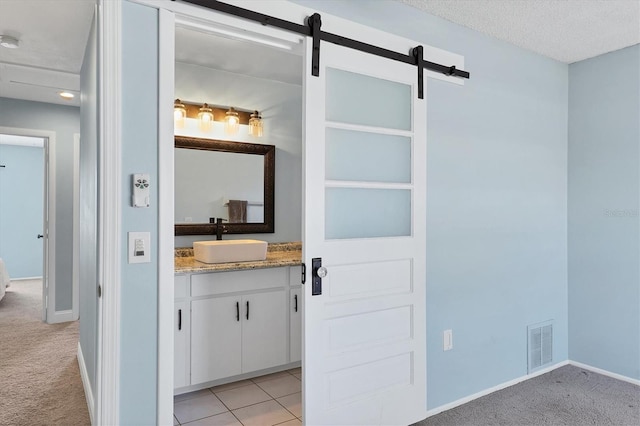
[0,131,51,322]
[170,18,305,425]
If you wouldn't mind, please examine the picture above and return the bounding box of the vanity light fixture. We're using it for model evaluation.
[198,103,214,132]
[173,100,258,134]
[174,99,187,128]
[248,111,263,137]
[224,107,240,135]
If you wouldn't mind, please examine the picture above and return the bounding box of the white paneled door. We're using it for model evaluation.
[303,39,427,425]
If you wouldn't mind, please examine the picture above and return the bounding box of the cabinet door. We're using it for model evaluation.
[191,296,242,384]
[174,301,190,389]
[289,287,302,363]
[242,290,287,372]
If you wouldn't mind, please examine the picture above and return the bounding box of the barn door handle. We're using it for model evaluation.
[178,309,182,330]
[312,258,326,296]
[236,301,240,322]
[246,301,250,320]
[294,294,298,312]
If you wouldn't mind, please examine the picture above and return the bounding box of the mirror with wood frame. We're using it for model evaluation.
[174,135,275,236]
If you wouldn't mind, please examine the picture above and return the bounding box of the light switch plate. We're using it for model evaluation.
[128,232,150,264]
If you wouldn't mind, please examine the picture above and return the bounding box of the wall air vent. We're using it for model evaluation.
[528,320,553,373]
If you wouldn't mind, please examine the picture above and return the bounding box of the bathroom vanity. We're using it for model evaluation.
[173,242,302,394]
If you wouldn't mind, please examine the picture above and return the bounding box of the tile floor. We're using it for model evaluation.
[174,368,302,426]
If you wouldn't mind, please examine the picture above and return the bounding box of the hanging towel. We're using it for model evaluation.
[228,200,248,223]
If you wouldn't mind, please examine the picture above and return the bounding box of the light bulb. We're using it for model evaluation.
[225,107,240,135]
[174,99,187,129]
[249,111,263,137]
[198,103,214,132]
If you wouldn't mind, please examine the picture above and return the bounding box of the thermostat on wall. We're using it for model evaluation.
[132,173,150,207]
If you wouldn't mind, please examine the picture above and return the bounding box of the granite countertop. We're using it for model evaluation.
[175,241,302,273]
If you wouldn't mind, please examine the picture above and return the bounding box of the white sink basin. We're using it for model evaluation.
[193,240,268,264]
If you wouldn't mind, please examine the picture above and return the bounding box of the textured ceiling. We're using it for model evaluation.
[398,0,640,63]
[0,0,638,107]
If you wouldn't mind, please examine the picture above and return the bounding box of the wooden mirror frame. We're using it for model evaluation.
[174,135,275,236]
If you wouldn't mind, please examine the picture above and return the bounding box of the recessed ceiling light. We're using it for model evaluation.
[59,92,75,100]
[0,35,20,49]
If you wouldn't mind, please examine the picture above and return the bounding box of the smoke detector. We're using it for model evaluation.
[0,35,20,49]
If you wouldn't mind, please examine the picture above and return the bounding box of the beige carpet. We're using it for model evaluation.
[0,280,90,426]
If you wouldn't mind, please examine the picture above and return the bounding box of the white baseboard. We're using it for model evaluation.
[426,360,570,418]
[77,342,95,425]
[568,360,640,386]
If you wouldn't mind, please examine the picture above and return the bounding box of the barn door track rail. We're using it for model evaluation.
[175,0,470,99]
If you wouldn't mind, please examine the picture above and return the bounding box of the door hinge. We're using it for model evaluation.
[301,263,306,285]
[45,295,48,309]
[97,284,102,298]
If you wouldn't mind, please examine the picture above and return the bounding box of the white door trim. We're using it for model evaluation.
[0,126,56,323]
[157,8,176,424]
[72,133,80,321]
[96,0,122,424]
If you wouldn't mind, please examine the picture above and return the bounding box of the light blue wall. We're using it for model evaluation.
[79,7,98,400]
[568,45,640,380]
[120,1,159,423]
[293,0,569,409]
[0,98,79,310]
[0,144,44,278]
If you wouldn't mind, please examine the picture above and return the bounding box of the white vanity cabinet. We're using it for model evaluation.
[289,266,302,363]
[191,290,287,384]
[191,295,242,383]
[174,275,190,388]
[176,265,299,392]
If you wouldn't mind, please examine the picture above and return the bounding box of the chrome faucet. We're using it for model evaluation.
[216,218,228,240]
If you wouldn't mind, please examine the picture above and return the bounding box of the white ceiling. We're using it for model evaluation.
[0,0,94,107]
[0,0,638,107]
[398,0,640,63]
[175,25,303,86]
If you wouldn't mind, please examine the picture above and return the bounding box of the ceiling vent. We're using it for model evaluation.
[528,320,553,373]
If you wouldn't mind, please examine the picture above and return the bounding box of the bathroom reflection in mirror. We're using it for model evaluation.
[175,149,264,223]
[174,136,275,236]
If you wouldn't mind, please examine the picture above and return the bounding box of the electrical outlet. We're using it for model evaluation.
[443,329,453,351]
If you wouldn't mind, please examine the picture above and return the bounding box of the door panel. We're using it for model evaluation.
[325,68,412,130]
[174,301,189,388]
[191,296,242,383]
[290,287,301,363]
[303,39,426,425]
[325,128,412,183]
[325,187,411,239]
[242,290,287,372]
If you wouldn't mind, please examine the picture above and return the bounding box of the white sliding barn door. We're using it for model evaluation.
[303,37,427,425]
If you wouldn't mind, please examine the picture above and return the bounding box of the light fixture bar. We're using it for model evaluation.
[179,101,252,124]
